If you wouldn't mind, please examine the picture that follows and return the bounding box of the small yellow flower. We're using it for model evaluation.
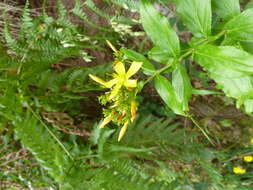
[118,121,129,141]
[243,155,253,162]
[233,166,246,174]
[89,61,142,100]
[251,138,253,144]
[99,116,112,129]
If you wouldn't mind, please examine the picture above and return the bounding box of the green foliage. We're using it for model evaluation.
[224,8,253,42]
[195,45,253,113]
[140,0,180,58]
[173,0,212,37]
[212,0,240,20]
[1,0,253,189]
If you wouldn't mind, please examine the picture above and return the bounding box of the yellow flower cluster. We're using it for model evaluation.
[89,60,142,101]
[89,41,142,141]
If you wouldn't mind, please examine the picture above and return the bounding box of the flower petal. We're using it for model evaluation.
[105,78,118,88]
[114,61,126,75]
[118,121,129,141]
[89,74,108,87]
[124,79,137,88]
[126,61,142,78]
[106,40,117,52]
[99,116,112,129]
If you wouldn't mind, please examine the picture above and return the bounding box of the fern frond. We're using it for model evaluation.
[72,0,111,32]
[14,111,71,183]
[57,0,68,20]
[19,0,33,38]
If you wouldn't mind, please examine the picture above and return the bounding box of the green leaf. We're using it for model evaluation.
[140,0,180,57]
[120,48,155,75]
[148,46,173,63]
[195,45,253,75]
[154,65,192,116]
[224,8,253,42]
[155,75,184,115]
[172,63,192,112]
[195,44,253,113]
[212,0,240,20]
[174,0,212,37]
[245,1,253,10]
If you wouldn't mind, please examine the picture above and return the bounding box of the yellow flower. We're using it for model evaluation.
[233,166,246,174]
[118,121,129,141]
[243,155,253,162]
[89,61,142,100]
[251,138,253,144]
[99,115,112,129]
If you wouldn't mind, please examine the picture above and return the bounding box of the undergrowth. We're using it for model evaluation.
[1,0,253,190]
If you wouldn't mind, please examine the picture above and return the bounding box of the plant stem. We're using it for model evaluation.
[188,114,215,146]
[142,62,173,86]
[28,106,74,160]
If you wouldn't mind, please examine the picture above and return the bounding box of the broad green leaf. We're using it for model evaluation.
[172,63,192,112]
[240,4,253,54]
[195,45,253,76]
[195,44,253,113]
[174,0,212,37]
[212,0,240,20]
[245,1,253,10]
[140,0,180,57]
[120,48,155,75]
[148,46,173,63]
[154,65,192,116]
[224,9,253,42]
[241,41,253,54]
[154,75,184,115]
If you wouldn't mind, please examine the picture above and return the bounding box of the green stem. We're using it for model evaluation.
[28,106,74,160]
[142,62,173,86]
[187,114,215,146]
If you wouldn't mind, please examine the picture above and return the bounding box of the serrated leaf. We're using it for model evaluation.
[212,0,240,20]
[224,8,253,42]
[195,44,253,113]
[140,0,180,57]
[174,0,212,37]
[195,45,253,76]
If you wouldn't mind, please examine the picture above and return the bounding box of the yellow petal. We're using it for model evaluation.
[130,101,137,122]
[89,74,108,87]
[108,83,123,100]
[124,79,137,88]
[99,116,112,129]
[243,156,253,162]
[114,61,126,75]
[105,78,118,88]
[233,166,246,174]
[126,61,142,78]
[106,40,117,52]
[118,121,129,141]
